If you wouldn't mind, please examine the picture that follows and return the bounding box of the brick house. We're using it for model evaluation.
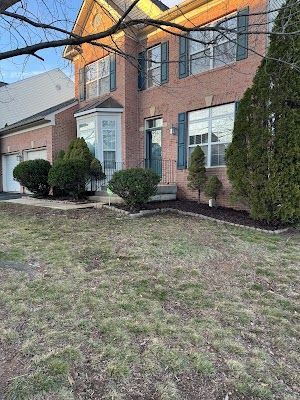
[0,70,78,193]
[63,0,280,206]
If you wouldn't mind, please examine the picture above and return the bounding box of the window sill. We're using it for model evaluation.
[184,61,238,81]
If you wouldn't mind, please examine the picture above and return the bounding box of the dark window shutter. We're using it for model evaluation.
[161,41,169,84]
[177,112,187,169]
[110,53,116,91]
[79,67,86,101]
[236,7,249,61]
[138,51,146,90]
[179,36,189,78]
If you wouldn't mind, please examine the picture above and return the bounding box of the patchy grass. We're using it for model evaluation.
[0,203,299,400]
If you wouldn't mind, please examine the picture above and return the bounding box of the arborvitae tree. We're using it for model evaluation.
[64,138,93,167]
[226,0,300,223]
[187,145,206,203]
[90,158,105,180]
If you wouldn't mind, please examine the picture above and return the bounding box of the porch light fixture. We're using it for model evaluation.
[169,125,178,135]
[16,152,23,162]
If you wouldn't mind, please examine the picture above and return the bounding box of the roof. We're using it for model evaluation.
[77,97,123,113]
[0,69,75,129]
[0,98,77,136]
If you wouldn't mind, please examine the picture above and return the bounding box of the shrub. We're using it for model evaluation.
[55,149,65,161]
[108,168,160,210]
[187,146,206,203]
[48,159,89,199]
[13,159,51,197]
[204,176,223,201]
[90,158,106,181]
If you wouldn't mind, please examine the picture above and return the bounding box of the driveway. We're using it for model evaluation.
[0,192,22,201]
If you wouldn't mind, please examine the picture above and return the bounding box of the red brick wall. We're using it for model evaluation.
[52,103,79,160]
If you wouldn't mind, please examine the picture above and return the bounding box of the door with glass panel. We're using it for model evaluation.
[145,118,162,177]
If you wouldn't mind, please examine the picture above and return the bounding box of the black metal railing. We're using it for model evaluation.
[89,158,176,192]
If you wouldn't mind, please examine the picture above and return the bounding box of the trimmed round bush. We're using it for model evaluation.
[13,159,51,197]
[48,159,89,199]
[204,176,223,201]
[108,168,161,210]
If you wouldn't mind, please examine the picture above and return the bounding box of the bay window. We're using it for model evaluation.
[188,103,235,167]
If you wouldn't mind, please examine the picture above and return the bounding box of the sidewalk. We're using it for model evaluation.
[3,197,103,210]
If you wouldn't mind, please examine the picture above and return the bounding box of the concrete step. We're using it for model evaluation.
[93,184,177,197]
[157,184,177,195]
[88,193,176,204]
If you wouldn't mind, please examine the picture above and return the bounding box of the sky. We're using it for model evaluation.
[0,0,180,84]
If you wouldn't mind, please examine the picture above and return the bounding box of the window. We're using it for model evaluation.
[102,119,117,169]
[86,56,110,99]
[189,14,238,75]
[268,0,285,33]
[188,103,235,167]
[78,118,96,156]
[146,45,161,88]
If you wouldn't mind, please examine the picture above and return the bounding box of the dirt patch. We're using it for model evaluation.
[0,260,37,274]
[113,200,291,230]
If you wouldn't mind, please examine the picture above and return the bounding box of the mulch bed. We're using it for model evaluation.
[113,200,290,231]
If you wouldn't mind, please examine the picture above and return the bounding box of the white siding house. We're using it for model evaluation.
[0,69,74,129]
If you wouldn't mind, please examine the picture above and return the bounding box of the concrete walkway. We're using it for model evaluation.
[3,197,103,210]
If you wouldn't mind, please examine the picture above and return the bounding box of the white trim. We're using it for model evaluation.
[24,147,48,161]
[74,107,123,118]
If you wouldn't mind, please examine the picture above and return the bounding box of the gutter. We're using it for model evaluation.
[0,118,51,137]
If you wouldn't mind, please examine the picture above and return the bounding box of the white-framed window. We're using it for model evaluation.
[268,0,285,33]
[189,14,238,75]
[146,45,161,88]
[78,117,96,156]
[188,103,235,167]
[102,119,117,169]
[86,56,110,99]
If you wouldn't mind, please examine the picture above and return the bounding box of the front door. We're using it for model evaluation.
[146,118,162,177]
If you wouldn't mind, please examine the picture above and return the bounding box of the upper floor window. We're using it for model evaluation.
[189,15,238,75]
[179,9,249,79]
[268,0,285,33]
[79,54,116,101]
[138,42,169,90]
[146,45,162,88]
[188,103,235,167]
[86,56,110,99]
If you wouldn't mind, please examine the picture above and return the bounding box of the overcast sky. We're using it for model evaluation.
[0,0,182,83]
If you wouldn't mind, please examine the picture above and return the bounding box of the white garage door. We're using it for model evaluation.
[2,154,20,192]
[26,149,47,161]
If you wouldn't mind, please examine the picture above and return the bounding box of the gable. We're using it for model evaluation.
[64,0,168,59]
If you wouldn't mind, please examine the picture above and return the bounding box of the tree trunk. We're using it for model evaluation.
[198,189,201,204]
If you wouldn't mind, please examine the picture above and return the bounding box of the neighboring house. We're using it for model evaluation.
[63,0,284,207]
[0,69,74,128]
[0,70,78,192]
